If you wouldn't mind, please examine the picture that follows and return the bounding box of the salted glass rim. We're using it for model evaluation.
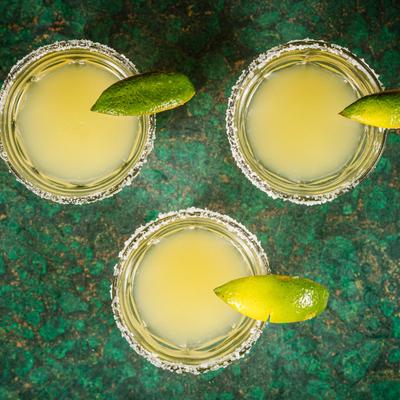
[0,39,156,204]
[226,39,386,205]
[111,207,270,374]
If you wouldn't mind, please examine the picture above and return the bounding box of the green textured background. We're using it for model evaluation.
[1,1,399,399]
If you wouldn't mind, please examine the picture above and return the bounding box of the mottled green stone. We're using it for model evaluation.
[0,1,399,399]
[59,293,88,314]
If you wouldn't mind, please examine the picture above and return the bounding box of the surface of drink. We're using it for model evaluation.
[133,227,250,347]
[246,63,362,182]
[16,61,139,184]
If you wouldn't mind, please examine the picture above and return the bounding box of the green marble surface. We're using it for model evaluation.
[1,1,399,399]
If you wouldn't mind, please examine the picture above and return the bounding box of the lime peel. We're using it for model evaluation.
[214,275,329,323]
[91,72,195,116]
[340,89,400,129]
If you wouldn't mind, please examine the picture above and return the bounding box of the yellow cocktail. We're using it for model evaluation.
[0,40,155,203]
[112,208,269,373]
[227,40,386,204]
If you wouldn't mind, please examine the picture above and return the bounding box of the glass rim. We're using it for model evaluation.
[226,39,386,205]
[0,39,156,204]
[111,207,270,374]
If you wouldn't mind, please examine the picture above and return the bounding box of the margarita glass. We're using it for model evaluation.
[111,208,269,374]
[0,40,155,204]
[226,39,386,205]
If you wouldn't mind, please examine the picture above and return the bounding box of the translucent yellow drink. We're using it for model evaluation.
[17,62,139,184]
[246,63,362,182]
[227,40,385,204]
[133,227,249,347]
[0,40,155,203]
[112,209,269,373]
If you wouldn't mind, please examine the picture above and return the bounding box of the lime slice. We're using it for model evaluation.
[91,72,195,116]
[214,275,329,323]
[339,89,400,129]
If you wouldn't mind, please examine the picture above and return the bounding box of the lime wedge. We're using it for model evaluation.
[91,72,195,116]
[340,89,400,129]
[214,275,329,323]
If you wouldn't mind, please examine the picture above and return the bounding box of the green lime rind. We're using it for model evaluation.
[214,275,329,323]
[91,72,195,116]
[340,89,400,129]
